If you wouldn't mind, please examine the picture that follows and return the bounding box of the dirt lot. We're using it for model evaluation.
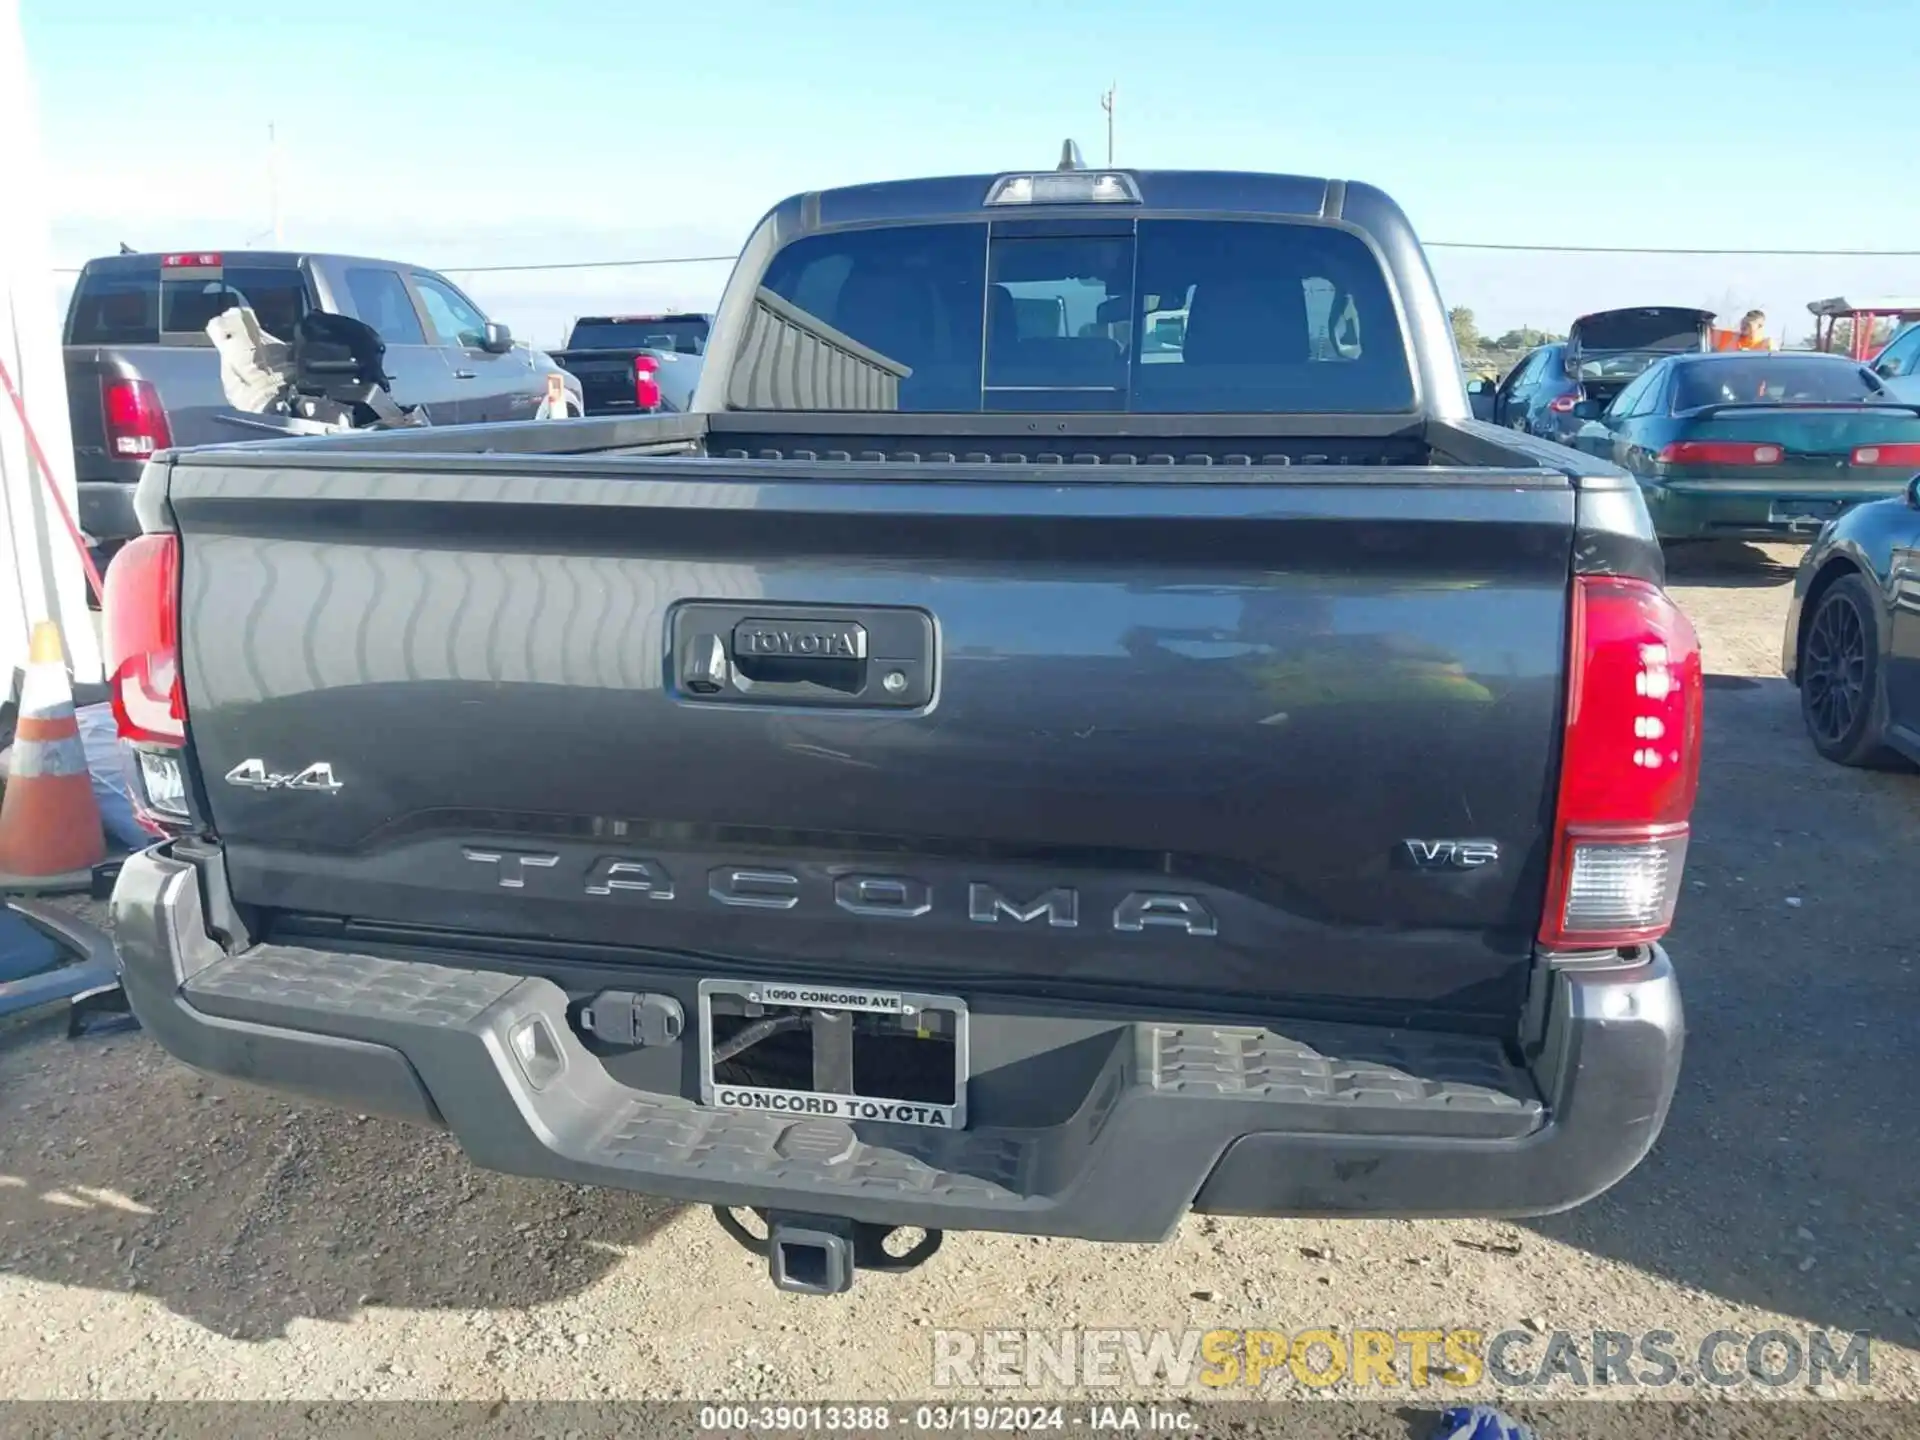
[2,541,1917,1407]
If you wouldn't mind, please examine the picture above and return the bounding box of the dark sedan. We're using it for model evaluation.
[1783,480,1920,767]
[1566,350,1920,541]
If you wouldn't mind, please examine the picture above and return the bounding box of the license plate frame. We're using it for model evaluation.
[1769,497,1847,527]
[697,978,970,1130]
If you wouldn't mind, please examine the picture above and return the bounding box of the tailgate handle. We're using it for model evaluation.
[731,618,868,686]
[673,606,933,709]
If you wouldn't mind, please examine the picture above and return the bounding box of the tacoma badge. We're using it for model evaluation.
[457,849,1221,935]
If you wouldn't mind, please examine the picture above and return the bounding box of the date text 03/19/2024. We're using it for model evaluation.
[696,1404,1195,1432]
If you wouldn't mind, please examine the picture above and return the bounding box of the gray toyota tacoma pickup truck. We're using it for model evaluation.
[100,148,1695,1295]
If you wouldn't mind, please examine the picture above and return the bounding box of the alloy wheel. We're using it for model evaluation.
[1803,591,1869,747]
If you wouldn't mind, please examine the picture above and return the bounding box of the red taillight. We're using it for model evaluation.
[1548,394,1580,414]
[102,534,185,747]
[1656,440,1781,466]
[103,379,173,459]
[161,252,221,268]
[1850,443,1920,467]
[1539,577,1703,950]
[634,354,661,410]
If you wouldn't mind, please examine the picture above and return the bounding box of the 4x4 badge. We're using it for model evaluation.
[224,759,343,793]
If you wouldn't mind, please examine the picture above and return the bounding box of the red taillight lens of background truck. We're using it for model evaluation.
[634,354,662,410]
[1539,576,1703,950]
[103,378,173,459]
[103,533,185,747]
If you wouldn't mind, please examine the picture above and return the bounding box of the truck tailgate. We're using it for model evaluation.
[551,349,639,412]
[170,458,1573,1028]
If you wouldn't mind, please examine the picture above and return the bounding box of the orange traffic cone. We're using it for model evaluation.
[0,622,106,894]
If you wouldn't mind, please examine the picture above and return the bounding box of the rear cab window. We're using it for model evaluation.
[569,317,710,354]
[67,267,160,345]
[65,257,312,346]
[160,263,312,341]
[746,218,1414,413]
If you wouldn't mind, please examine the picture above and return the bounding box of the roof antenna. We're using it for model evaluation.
[1057,139,1085,172]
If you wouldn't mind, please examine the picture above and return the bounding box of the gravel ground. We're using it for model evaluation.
[2,541,1916,1411]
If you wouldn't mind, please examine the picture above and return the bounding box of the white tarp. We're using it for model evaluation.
[0,0,101,703]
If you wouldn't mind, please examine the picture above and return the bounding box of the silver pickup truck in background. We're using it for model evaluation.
[62,250,584,551]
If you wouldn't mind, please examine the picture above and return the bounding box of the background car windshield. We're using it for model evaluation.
[750,219,1414,413]
[1674,358,1889,409]
[570,318,709,354]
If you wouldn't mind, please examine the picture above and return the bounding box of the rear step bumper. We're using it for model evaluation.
[111,846,1683,1242]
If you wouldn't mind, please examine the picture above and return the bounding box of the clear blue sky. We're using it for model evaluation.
[22,0,1920,345]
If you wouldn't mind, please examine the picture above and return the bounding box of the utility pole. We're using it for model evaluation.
[1100,83,1116,166]
[268,122,284,245]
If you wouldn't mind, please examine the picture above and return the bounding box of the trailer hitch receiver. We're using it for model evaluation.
[712,1207,943,1295]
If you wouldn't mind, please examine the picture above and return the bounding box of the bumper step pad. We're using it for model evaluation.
[109,850,1689,1243]
[174,942,1540,1236]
